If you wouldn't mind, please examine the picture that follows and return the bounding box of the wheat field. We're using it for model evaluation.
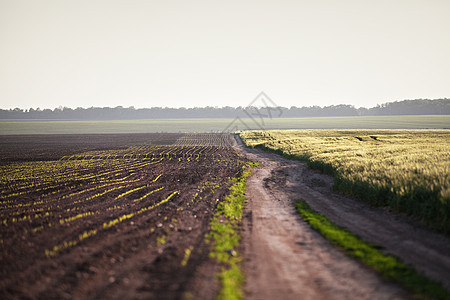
[239,130,450,233]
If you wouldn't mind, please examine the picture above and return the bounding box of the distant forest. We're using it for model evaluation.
[1,99,449,120]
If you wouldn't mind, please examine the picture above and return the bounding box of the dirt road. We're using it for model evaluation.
[237,143,450,300]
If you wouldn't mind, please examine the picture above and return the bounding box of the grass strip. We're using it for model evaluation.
[207,162,258,300]
[295,200,450,300]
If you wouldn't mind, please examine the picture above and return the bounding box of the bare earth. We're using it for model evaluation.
[236,142,450,300]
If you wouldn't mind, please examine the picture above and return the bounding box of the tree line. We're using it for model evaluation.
[1,98,449,120]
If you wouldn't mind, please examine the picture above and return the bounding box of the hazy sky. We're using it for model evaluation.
[1,0,449,109]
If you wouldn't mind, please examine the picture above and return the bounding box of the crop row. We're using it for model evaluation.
[174,133,234,146]
[1,135,246,254]
[0,159,162,204]
[44,190,180,257]
[58,146,232,161]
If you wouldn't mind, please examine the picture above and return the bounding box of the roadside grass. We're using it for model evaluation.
[206,162,258,300]
[295,200,450,300]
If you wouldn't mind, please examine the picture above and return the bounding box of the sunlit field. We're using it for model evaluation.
[239,130,450,233]
[1,115,449,134]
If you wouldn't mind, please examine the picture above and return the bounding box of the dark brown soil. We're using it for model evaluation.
[0,133,186,163]
[0,134,246,300]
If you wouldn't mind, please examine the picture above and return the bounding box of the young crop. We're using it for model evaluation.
[2,132,250,299]
[181,246,194,267]
[133,187,165,202]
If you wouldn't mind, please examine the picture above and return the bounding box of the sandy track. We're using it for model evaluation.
[236,141,450,299]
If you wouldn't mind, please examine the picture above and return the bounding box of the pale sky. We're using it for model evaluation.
[1,0,449,109]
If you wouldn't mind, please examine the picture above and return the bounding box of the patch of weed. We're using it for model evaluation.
[207,162,256,300]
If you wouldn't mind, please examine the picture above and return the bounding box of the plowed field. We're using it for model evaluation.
[0,133,247,299]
